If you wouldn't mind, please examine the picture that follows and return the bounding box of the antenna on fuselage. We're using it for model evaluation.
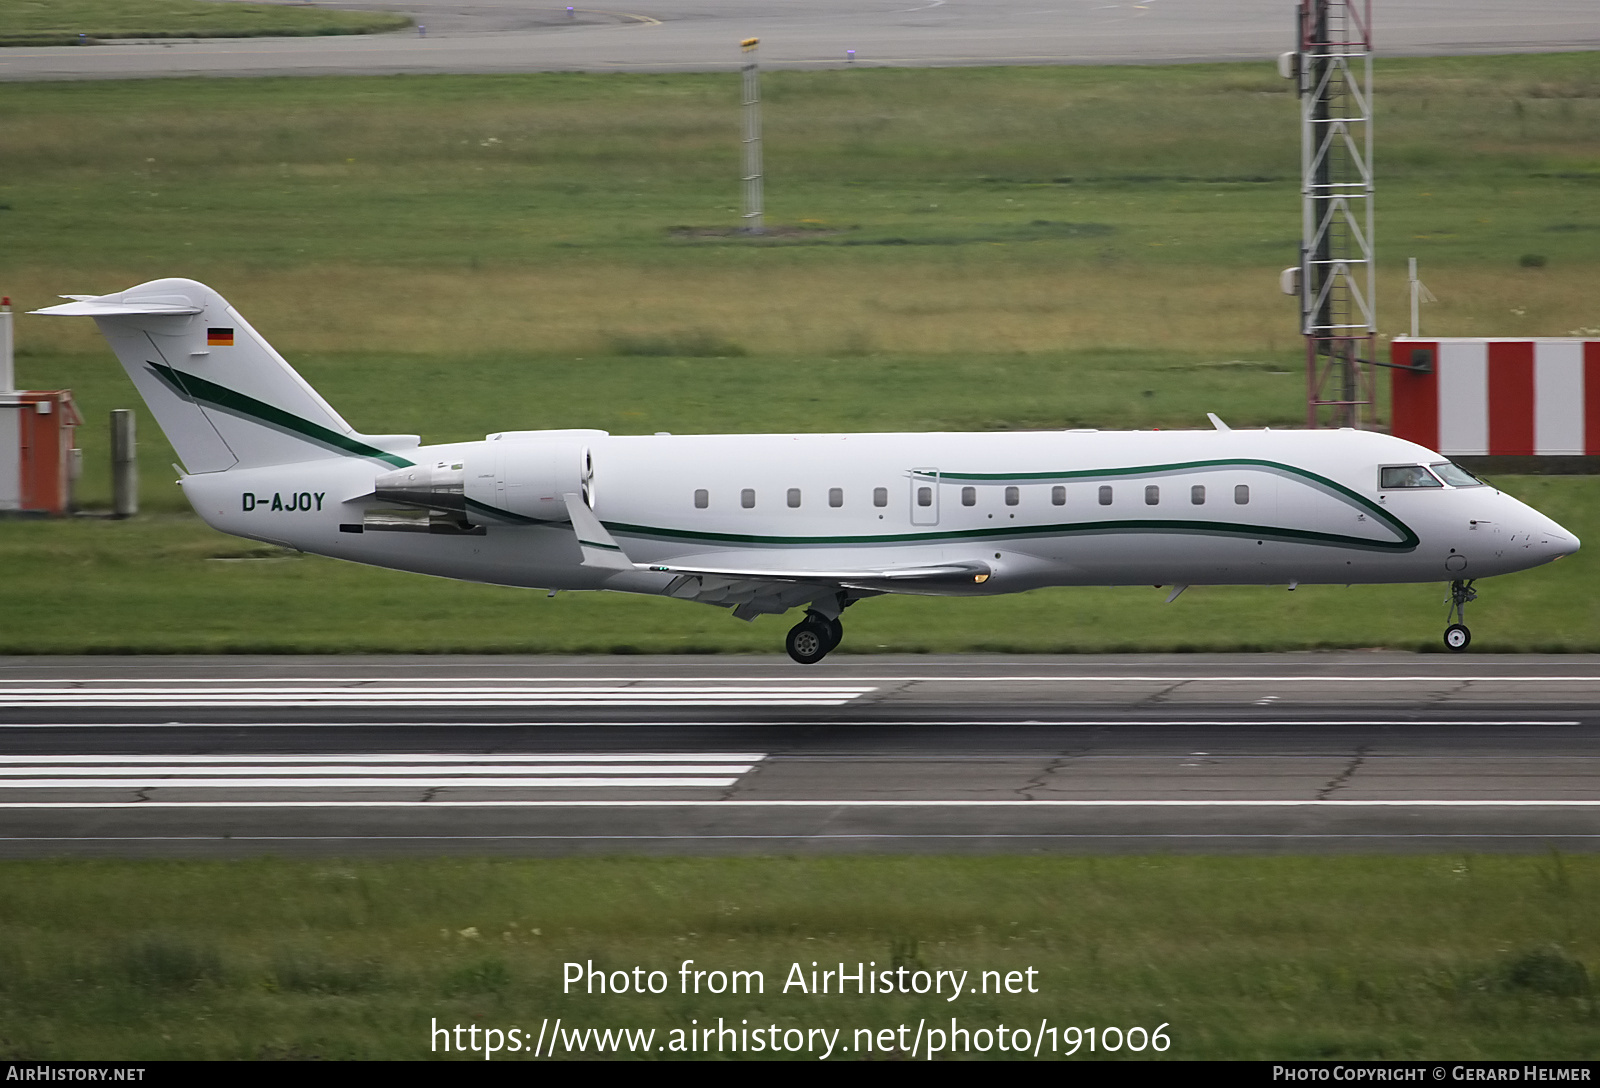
[1207,413,1231,431]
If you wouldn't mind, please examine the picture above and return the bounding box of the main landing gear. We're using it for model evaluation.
[1444,578,1477,652]
[786,609,844,665]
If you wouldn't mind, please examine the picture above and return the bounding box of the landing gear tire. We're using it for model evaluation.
[1444,579,1478,654]
[786,620,832,665]
[812,613,844,653]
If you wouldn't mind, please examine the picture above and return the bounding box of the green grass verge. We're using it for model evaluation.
[6,57,1597,359]
[0,474,1592,654]
[1,856,1596,1059]
[0,0,410,43]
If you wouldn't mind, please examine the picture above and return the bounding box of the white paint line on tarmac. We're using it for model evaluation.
[0,687,873,708]
[0,777,743,789]
[0,753,765,764]
[0,753,764,791]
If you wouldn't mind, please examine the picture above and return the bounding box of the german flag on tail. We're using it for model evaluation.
[207,328,234,347]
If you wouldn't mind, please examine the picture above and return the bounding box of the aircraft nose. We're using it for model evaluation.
[1535,517,1580,560]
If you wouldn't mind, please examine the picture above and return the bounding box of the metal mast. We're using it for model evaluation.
[1295,0,1374,428]
[740,37,765,234]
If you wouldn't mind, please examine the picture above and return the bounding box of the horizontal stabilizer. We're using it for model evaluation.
[34,298,202,317]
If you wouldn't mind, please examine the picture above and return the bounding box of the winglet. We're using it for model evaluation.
[1207,413,1231,431]
[562,493,633,570]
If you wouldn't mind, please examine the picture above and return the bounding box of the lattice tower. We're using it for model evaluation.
[1297,0,1375,428]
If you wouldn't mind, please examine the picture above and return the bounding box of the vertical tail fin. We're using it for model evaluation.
[33,278,414,472]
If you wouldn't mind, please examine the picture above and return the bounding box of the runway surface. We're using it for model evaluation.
[1,653,1597,857]
[1,0,1595,81]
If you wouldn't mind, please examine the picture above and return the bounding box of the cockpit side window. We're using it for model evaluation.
[1379,465,1443,489]
[1431,462,1483,487]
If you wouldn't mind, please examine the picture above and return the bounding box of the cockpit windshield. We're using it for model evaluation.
[1379,465,1443,489]
[1431,461,1484,487]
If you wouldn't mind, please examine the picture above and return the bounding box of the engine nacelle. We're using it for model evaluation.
[462,430,605,525]
[373,460,466,512]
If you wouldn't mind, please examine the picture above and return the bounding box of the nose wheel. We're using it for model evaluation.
[785,610,844,665]
[1443,579,1477,653]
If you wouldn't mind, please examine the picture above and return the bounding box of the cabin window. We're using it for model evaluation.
[1051,485,1066,506]
[873,487,888,508]
[829,487,843,508]
[693,489,708,509]
[741,488,756,509]
[787,488,802,508]
[1004,486,1020,506]
[1191,485,1205,505]
[917,486,933,507]
[1380,465,1443,489]
[961,486,977,507]
[1098,485,1113,506]
[1431,462,1483,487]
[1234,484,1250,505]
[1145,485,1160,506]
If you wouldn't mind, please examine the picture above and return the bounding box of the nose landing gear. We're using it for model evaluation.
[1444,578,1477,652]
[785,609,844,665]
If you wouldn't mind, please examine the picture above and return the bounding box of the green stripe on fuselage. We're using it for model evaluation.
[603,459,1419,553]
[604,518,1416,552]
[147,361,415,468]
[462,495,554,525]
[940,458,1413,545]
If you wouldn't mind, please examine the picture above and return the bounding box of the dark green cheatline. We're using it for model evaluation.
[463,496,553,525]
[606,518,1416,553]
[942,459,1415,546]
[147,362,415,469]
[604,458,1419,554]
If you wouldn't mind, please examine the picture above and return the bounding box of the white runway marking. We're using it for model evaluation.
[0,753,763,793]
[0,754,766,764]
[0,682,874,709]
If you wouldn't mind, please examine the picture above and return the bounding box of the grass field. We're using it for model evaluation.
[3,55,1598,651]
[0,856,1596,1060]
[0,0,409,44]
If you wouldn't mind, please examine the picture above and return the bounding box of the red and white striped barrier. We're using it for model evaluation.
[1391,338,1600,456]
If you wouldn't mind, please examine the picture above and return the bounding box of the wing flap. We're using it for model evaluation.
[642,559,992,587]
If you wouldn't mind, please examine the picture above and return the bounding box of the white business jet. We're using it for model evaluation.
[37,279,1579,662]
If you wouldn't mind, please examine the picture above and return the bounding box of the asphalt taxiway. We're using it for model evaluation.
[1,654,1596,856]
